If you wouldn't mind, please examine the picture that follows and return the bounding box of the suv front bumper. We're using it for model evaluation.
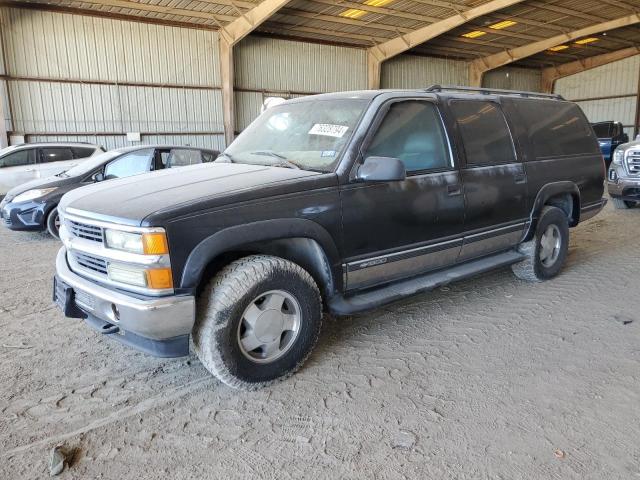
[54,247,195,357]
[607,173,640,201]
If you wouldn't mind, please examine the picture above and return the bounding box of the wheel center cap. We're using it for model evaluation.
[254,310,284,342]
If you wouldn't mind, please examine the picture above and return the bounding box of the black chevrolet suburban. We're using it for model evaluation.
[53,86,606,389]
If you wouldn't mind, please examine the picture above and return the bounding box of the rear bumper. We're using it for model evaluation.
[54,247,195,357]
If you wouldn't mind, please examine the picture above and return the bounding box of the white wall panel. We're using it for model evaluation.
[0,6,223,147]
[381,55,468,89]
[555,56,640,100]
[0,7,220,86]
[235,36,366,93]
[482,67,541,92]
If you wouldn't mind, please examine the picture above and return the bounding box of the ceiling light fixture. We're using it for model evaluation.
[489,20,517,30]
[364,0,394,6]
[575,37,599,45]
[462,30,487,39]
[548,45,569,52]
[340,8,367,18]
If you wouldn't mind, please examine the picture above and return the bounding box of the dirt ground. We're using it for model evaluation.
[1,199,639,479]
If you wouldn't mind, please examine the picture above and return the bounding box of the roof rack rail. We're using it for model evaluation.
[425,85,564,101]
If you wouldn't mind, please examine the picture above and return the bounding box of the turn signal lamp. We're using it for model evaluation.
[142,232,169,255]
[146,268,174,290]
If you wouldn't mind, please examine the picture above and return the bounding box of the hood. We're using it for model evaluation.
[4,174,76,201]
[59,163,322,225]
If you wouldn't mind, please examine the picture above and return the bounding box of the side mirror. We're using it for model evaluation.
[636,134,640,142]
[92,172,104,182]
[356,156,406,182]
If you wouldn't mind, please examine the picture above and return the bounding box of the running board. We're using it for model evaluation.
[328,250,526,316]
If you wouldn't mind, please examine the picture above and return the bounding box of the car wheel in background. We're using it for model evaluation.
[511,206,569,282]
[46,207,61,239]
[193,255,322,390]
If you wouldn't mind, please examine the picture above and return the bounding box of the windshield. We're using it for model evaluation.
[61,150,122,177]
[223,98,369,172]
[591,123,612,138]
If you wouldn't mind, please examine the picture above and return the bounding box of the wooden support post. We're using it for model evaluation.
[468,64,484,87]
[220,37,235,147]
[367,51,382,90]
[0,86,8,148]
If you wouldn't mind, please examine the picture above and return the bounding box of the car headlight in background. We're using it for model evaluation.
[612,149,624,165]
[12,187,57,203]
[104,229,169,255]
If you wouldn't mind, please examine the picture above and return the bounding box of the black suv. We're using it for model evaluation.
[53,87,606,389]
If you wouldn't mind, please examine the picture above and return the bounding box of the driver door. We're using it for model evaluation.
[340,99,465,291]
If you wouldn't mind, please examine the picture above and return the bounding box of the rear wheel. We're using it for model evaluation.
[511,206,569,282]
[193,255,322,390]
[611,197,637,209]
[46,207,61,239]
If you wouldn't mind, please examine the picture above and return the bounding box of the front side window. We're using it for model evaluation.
[450,100,516,166]
[104,149,154,179]
[364,100,450,173]
[224,98,369,172]
[0,149,35,168]
[39,147,74,163]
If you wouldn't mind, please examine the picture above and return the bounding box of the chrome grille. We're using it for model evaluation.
[625,150,640,176]
[73,252,108,275]
[67,219,103,243]
[74,289,95,310]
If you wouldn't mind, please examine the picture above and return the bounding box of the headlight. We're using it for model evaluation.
[104,229,169,255]
[13,187,57,203]
[613,149,624,165]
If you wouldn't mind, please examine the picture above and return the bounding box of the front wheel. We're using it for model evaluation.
[511,206,569,282]
[46,207,61,239]
[193,255,322,390]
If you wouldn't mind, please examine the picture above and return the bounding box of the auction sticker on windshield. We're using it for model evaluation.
[308,124,349,138]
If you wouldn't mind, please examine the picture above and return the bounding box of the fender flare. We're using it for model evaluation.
[180,218,342,292]
[524,181,581,239]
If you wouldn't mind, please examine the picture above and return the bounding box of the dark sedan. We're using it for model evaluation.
[0,145,218,238]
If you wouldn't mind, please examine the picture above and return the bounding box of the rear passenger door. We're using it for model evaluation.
[448,99,528,261]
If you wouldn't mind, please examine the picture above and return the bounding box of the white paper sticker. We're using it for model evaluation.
[308,124,349,138]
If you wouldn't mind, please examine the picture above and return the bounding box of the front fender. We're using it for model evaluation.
[180,218,342,292]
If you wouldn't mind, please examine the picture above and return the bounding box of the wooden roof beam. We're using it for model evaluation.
[541,46,640,92]
[219,0,292,146]
[469,13,640,86]
[365,0,526,89]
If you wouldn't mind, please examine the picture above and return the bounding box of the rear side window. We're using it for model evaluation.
[167,149,202,167]
[39,147,74,163]
[0,149,36,168]
[450,100,516,166]
[365,100,450,173]
[71,147,96,158]
[513,99,596,158]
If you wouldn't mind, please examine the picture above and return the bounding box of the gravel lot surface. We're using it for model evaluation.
[1,200,639,479]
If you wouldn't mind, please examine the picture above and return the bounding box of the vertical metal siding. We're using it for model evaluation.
[555,56,640,133]
[482,67,542,92]
[1,6,223,147]
[555,56,640,100]
[235,36,367,93]
[381,54,469,89]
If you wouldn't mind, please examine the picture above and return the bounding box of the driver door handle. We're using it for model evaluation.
[447,184,462,196]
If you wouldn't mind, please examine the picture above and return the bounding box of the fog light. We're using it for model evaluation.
[609,169,618,181]
[107,264,147,287]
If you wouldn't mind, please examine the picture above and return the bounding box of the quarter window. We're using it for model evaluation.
[512,99,597,158]
[104,149,154,179]
[365,101,450,173]
[450,100,516,166]
[167,149,202,167]
[71,147,96,158]
[0,149,35,168]
[39,147,74,163]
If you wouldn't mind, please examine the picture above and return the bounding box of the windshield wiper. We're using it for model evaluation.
[55,170,69,178]
[251,150,288,160]
[249,151,300,169]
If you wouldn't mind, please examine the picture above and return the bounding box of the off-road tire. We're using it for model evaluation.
[46,207,60,239]
[511,206,569,282]
[611,197,636,209]
[193,255,322,390]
